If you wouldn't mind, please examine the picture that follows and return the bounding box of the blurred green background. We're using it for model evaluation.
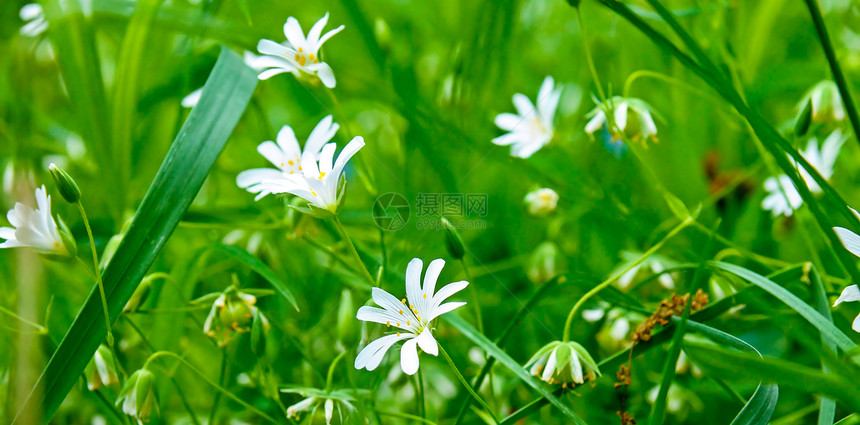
[2,0,860,423]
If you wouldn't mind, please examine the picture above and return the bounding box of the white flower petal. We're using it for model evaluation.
[835,227,860,258]
[257,68,291,80]
[308,62,337,88]
[305,115,338,159]
[324,399,334,425]
[355,333,410,371]
[541,347,558,382]
[512,93,536,118]
[306,13,329,46]
[405,258,423,311]
[257,39,292,58]
[853,313,860,333]
[284,17,307,50]
[400,338,420,375]
[415,326,438,356]
[494,113,523,132]
[834,285,860,306]
[317,25,345,49]
[584,111,606,135]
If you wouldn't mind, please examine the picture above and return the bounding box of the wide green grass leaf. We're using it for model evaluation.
[214,244,299,311]
[708,261,856,351]
[12,47,257,423]
[445,313,588,425]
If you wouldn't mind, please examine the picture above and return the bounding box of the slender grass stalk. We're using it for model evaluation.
[803,0,860,146]
[576,8,607,103]
[332,216,377,286]
[75,202,114,347]
[562,217,691,342]
[144,351,279,424]
[378,410,438,425]
[453,276,566,425]
[325,351,349,391]
[459,259,483,333]
[439,345,499,424]
[207,351,227,425]
[417,366,426,418]
[0,305,47,333]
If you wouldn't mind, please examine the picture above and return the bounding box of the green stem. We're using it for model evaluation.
[378,410,438,425]
[460,259,483,334]
[144,351,279,424]
[561,218,691,342]
[75,202,114,347]
[208,351,227,425]
[0,304,47,333]
[803,0,860,146]
[623,69,720,103]
[439,345,498,424]
[325,351,349,391]
[453,275,565,425]
[332,216,376,286]
[417,366,426,418]
[576,8,607,103]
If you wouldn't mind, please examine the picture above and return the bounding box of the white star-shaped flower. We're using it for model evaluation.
[256,13,345,88]
[761,130,845,217]
[0,185,68,256]
[493,76,561,158]
[355,258,468,375]
[237,118,363,214]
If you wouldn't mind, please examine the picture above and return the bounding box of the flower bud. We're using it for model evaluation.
[99,233,124,271]
[84,344,118,391]
[524,188,559,216]
[441,218,466,259]
[527,242,564,284]
[124,276,152,313]
[116,368,157,424]
[803,80,844,123]
[336,289,356,345]
[525,340,600,387]
[48,163,81,204]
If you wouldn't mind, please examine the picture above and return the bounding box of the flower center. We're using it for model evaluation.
[293,47,319,67]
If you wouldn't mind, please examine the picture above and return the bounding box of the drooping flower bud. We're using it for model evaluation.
[801,80,845,123]
[336,289,356,346]
[124,276,153,313]
[441,217,466,259]
[84,344,118,391]
[116,368,157,424]
[48,163,81,204]
[527,242,564,284]
[525,340,600,387]
[585,96,660,145]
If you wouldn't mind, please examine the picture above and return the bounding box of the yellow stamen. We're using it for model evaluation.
[423,294,427,299]
[386,321,390,327]
[399,309,403,315]
[401,298,407,304]
[288,160,294,166]
[407,320,410,326]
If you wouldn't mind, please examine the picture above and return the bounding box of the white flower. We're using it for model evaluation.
[355,258,468,375]
[492,76,561,158]
[0,185,70,257]
[237,124,364,214]
[585,96,659,144]
[524,188,559,216]
[832,206,860,332]
[761,130,845,217]
[237,115,339,191]
[255,13,344,88]
[801,80,845,123]
[20,4,48,37]
[525,340,600,386]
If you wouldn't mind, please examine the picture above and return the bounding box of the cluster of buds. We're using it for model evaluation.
[525,340,600,387]
[631,289,708,344]
[202,288,270,347]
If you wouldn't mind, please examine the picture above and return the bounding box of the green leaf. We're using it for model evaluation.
[682,321,778,425]
[12,48,257,423]
[708,261,856,352]
[214,244,300,311]
[810,266,837,425]
[445,314,587,425]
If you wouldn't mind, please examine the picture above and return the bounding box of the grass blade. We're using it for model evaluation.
[214,244,299,311]
[810,266,837,425]
[708,261,855,351]
[445,314,588,425]
[12,47,257,423]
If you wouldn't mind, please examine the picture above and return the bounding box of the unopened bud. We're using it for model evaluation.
[337,289,356,345]
[441,217,466,259]
[48,163,81,203]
